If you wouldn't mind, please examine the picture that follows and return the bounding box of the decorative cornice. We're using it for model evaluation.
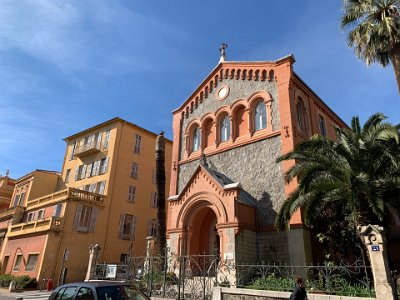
[172,56,295,119]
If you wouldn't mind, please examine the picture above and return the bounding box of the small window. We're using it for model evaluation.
[13,254,23,271]
[37,209,45,220]
[128,186,136,203]
[73,205,98,232]
[27,212,34,222]
[192,127,200,152]
[150,192,157,208]
[54,204,63,217]
[254,101,267,131]
[88,183,97,193]
[103,129,111,149]
[319,115,327,137]
[65,169,71,183]
[220,115,230,142]
[25,254,39,271]
[69,141,76,160]
[119,214,137,240]
[99,157,109,174]
[131,163,139,179]
[134,134,142,154]
[97,181,106,195]
[148,219,157,237]
[296,99,308,133]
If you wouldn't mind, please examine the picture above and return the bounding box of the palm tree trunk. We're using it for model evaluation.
[155,132,166,255]
[389,43,400,93]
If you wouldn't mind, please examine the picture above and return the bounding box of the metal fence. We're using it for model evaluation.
[95,253,375,299]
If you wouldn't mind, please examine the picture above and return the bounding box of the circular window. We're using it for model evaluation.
[216,85,229,100]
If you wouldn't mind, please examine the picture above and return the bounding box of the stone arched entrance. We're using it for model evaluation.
[186,206,220,256]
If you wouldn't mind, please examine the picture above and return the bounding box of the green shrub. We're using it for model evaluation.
[247,273,293,291]
[15,275,37,289]
[0,274,15,287]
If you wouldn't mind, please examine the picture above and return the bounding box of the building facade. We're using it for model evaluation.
[0,118,172,284]
[166,55,346,265]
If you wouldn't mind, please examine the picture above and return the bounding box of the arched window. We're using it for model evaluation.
[235,106,247,138]
[254,101,267,131]
[192,126,200,152]
[203,119,215,148]
[296,99,306,132]
[220,115,230,142]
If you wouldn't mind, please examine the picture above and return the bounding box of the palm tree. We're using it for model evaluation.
[341,0,400,92]
[275,113,400,232]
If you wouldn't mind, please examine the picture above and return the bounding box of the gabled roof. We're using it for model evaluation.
[172,55,295,114]
[169,162,256,207]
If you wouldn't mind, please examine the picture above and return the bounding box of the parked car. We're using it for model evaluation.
[48,281,149,300]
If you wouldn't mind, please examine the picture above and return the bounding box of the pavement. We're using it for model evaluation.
[0,288,51,300]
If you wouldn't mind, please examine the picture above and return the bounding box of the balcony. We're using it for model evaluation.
[27,188,105,209]
[74,140,101,157]
[7,217,64,238]
[0,206,25,222]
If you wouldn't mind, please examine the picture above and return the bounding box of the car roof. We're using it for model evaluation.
[57,281,129,289]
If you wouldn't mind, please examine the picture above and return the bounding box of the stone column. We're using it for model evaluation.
[359,225,395,300]
[85,244,101,281]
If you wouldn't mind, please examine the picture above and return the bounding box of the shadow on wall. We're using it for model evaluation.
[257,191,276,226]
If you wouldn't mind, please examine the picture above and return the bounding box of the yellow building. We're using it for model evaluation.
[0,117,172,285]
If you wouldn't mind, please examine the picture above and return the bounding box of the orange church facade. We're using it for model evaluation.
[167,54,346,265]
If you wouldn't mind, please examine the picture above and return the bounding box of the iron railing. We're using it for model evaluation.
[95,253,375,299]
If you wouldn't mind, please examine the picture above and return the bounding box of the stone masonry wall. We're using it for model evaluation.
[235,229,257,263]
[178,136,285,226]
[179,77,279,160]
[258,231,290,264]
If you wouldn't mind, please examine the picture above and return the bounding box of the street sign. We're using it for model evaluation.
[371,245,380,251]
[106,264,117,278]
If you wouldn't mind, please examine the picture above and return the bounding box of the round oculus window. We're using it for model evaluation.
[216,86,229,100]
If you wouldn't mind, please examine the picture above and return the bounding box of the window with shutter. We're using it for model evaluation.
[53,204,62,217]
[134,134,142,154]
[86,163,93,177]
[74,166,80,181]
[100,157,109,174]
[96,132,102,149]
[118,214,136,240]
[131,216,137,240]
[131,163,138,179]
[94,161,101,176]
[147,219,157,237]
[65,169,71,183]
[81,165,87,179]
[103,129,111,149]
[128,185,136,203]
[13,194,20,207]
[73,205,83,231]
[89,207,98,232]
[98,181,106,195]
[69,141,76,160]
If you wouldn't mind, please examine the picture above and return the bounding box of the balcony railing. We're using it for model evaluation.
[74,140,101,157]
[7,217,64,238]
[27,188,105,209]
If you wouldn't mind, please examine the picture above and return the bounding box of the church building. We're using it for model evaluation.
[166,47,347,265]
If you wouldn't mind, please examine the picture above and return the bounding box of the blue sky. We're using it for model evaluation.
[1,0,398,179]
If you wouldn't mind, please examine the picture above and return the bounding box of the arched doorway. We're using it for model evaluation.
[187,206,220,256]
